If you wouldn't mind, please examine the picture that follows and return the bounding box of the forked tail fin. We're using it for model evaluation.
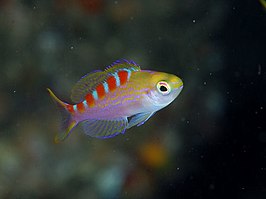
[47,88,77,143]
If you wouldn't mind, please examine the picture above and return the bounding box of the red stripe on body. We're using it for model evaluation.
[118,70,128,85]
[107,76,117,91]
[66,104,74,113]
[77,102,85,113]
[85,93,95,107]
[96,84,105,99]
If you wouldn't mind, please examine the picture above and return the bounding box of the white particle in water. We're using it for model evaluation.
[258,65,261,75]
[209,184,215,190]
[192,19,196,23]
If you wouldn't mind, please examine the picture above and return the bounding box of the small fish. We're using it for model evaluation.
[47,59,183,143]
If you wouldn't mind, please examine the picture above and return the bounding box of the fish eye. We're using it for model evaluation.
[156,81,171,95]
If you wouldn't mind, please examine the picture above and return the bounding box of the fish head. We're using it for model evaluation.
[145,71,183,108]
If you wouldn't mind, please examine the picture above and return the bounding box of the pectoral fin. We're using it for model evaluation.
[127,112,155,129]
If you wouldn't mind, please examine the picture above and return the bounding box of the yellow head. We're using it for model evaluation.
[131,70,183,111]
[148,71,183,107]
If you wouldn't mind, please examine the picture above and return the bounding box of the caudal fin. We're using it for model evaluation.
[47,88,77,143]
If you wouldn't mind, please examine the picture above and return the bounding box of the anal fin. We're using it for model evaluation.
[81,117,128,139]
[127,112,155,129]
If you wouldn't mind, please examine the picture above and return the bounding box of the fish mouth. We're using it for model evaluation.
[172,78,183,90]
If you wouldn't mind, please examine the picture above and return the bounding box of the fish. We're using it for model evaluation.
[47,59,183,143]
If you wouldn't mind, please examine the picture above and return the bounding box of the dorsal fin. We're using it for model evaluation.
[70,59,141,103]
[105,59,141,74]
[71,70,105,103]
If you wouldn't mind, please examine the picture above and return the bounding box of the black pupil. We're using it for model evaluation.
[160,85,168,92]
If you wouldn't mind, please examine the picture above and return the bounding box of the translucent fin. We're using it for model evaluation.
[127,112,155,129]
[81,117,128,139]
[71,59,141,103]
[105,59,141,74]
[71,70,105,103]
[47,88,78,143]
